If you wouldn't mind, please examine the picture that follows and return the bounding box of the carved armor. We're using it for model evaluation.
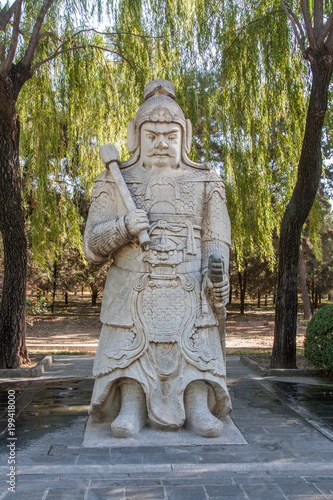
[84,164,232,428]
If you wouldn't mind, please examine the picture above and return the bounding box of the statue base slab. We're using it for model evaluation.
[83,416,247,447]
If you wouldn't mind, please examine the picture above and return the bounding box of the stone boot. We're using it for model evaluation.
[184,381,223,438]
[111,380,147,438]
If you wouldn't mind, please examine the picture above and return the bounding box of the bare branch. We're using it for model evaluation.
[0,43,5,64]
[287,5,306,42]
[8,19,25,37]
[326,23,333,52]
[281,0,306,52]
[0,0,22,76]
[300,0,317,49]
[72,28,164,40]
[49,27,164,48]
[21,0,54,68]
[78,28,165,39]
[38,31,62,43]
[29,25,163,71]
[0,0,19,31]
[317,10,333,47]
[313,0,323,38]
[31,44,134,71]
[29,26,163,70]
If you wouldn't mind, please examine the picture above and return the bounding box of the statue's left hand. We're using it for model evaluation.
[207,276,229,307]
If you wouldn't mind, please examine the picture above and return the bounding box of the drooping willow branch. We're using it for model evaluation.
[31,44,135,71]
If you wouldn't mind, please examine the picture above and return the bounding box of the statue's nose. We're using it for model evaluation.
[155,139,168,149]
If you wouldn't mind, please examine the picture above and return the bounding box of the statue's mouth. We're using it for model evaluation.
[150,152,173,157]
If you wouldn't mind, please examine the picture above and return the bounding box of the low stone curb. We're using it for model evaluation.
[0,354,53,378]
[240,355,324,377]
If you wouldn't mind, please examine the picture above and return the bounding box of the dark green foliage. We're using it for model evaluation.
[305,305,333,371]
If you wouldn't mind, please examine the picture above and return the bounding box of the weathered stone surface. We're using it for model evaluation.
[84,79,232,438]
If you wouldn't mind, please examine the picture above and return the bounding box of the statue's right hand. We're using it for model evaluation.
[125,209,150,238]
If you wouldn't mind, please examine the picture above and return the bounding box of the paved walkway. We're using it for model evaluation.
[0,355,332,500]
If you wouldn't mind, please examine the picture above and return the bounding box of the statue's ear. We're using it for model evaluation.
[185,118,192,154]
[127,119,138,153]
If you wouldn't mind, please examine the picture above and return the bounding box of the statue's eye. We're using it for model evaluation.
[169,251,174,255]
[168,134,176,140]
[146,134,156,141]
[153,250,158,255]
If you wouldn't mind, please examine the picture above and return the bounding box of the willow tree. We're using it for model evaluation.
[179,1,333,368]
[111,0,324,369]
[0,0,177,368]
[270,1,333,368]
[201,0,333,368]
[157,1,332,368]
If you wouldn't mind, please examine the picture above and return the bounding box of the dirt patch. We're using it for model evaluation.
[226,310,306,350]
[26,301,307,351]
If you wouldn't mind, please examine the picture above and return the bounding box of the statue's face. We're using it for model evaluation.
[140,122,181,169]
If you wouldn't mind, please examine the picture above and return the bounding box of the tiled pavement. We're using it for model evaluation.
[0,355,332,500]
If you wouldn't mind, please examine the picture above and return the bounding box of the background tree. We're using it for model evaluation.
[0,0,181,368]
[271,0,333,368]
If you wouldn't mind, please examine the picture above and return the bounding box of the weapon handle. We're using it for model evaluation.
[208,254,226,309]
[208,254,225,283]
[107,159,150,247]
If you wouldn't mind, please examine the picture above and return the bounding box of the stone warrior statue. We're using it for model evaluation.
[84,79,232,438]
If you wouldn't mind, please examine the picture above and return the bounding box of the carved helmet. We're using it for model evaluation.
[126,79,192,154]
[122,79,208,170]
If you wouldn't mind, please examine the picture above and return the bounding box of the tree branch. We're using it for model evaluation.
[38,31,62,43]
[46,27,164,49]
[28,25,162,71]
[0,43,5,64]
[69,27,164,40]
[281,0,306,53]
[0,0,19,31]
[313,0,323,38]
[222,9,284,59]
[300,0,317,50]
[317,10,333,48]
[8,19,25,37]
[31,45,134,71]
[21,0,54,68]
[0,0,22,76]
[326,23,333,52]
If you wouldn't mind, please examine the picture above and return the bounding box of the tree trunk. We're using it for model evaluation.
[0,80,28,369]
[272,52,333,369]
[257,292,261,308]
[91,285,98,307]
[314,292,319,310]
[51,261,57,313]
[238,264,247,315]
[311,277,315,307]
[64,291,69,305]
[299,240,312,320]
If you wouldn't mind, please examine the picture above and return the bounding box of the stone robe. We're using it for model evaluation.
[84,163,232,428]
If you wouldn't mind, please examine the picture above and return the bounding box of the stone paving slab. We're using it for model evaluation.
[0,355,332,499]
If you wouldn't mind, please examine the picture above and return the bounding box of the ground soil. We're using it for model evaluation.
[26,296,307,352]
